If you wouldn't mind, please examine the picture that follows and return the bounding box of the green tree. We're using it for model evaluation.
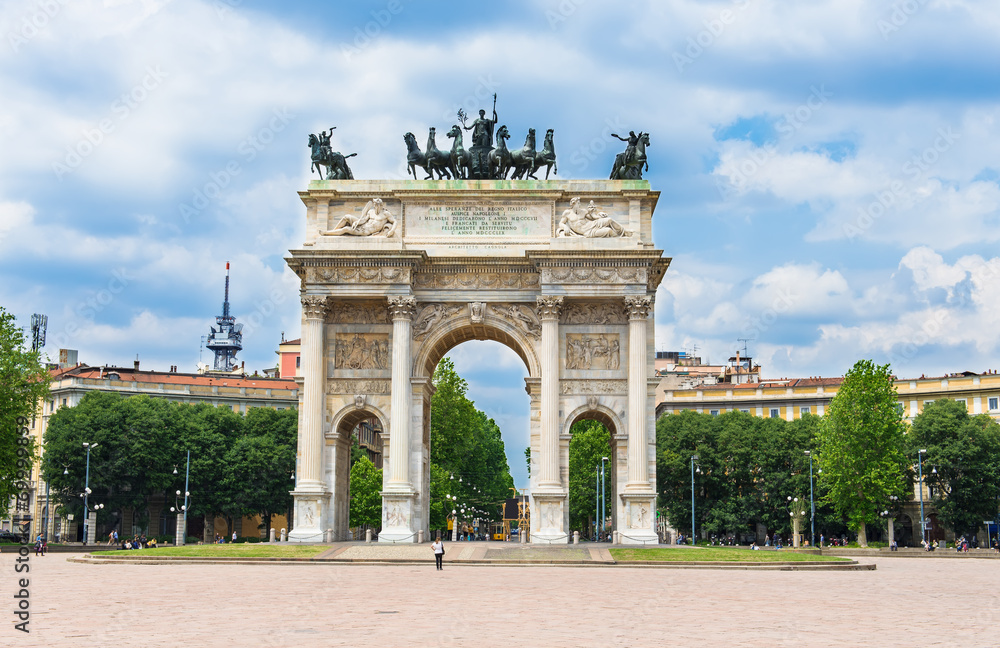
[908,399,1000,538]
[817,360,908,546]
[567,420,611,536]
[0,307,50,519]
[349,455,383,529]
[222,432,294,536]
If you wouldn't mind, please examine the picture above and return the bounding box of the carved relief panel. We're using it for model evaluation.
[565,334,620,370]
[334,333,390,370]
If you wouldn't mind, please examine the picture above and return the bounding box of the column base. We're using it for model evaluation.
[619,493,658,546]
[287,490,330,543]
[531,493,568,545]
[378,490,418,544]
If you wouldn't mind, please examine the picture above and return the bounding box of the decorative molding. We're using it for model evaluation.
[301,295,327,320]
[327,379,391,394]
[387,296,417,321]
[560,301,626,325]
[307,266,411,285]
[566,334,620,370]
[541,267,646,284]
[489,303,542,339]
[534,295,564,321]
[334,333,390,369]
[559,380,628,395]
[353,394,366,409]
[412,303,463,339]
[414,271,539,290]
[326,300,390,324]
[624,295,653,320]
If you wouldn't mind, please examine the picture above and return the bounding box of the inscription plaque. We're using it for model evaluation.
[405,200,551,238]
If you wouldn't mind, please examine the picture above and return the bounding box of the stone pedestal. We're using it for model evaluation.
[86,512,97,546]
[619,494,658,545]
[288,494,330,543]
[378,492,417,543]
[531,495,569,544]
[174,513,185,546]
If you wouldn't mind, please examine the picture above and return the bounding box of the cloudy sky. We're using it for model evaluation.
[3,0,999,487]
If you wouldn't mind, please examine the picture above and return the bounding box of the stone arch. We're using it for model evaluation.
[412,311,540,378]
[563,403,623,437]
[330,403,388,440]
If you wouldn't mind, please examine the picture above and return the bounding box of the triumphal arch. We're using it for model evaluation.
[285,175,668,544]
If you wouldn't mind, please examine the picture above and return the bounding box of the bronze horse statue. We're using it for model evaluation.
[404,132,431,179]
[424,127,452,180]
[531,128,557,180]
[610,132,650,180]
[446,125,472,180]
[489,125,512,179]
[509,128,536,179]
[308,133,355,179]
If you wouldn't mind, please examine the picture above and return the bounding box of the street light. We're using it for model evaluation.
[918,449,927,546]
[690,454,700,545]
[805,450,815,547]
[82,442,98,545]
[600,457,608,539]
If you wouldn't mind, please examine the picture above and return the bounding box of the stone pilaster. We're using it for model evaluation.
[289,295,331,542]
[535,295,563,491]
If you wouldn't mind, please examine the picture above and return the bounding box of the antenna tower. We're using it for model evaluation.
[30,314,47,352]
[204,263,243,372]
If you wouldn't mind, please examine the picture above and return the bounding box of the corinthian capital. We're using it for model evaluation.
[301,295,328,320]
[387,296,417,321]
[624,296,653,320]
[535,295,564,321]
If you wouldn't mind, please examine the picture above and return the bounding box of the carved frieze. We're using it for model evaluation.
[412,303,463,339]
[327,379,391,394]
[541,267,646,284]
[414,271,539,290]
[566,334,620,370]
[560,301,627,325]
[559,380,628,395]
[489,303,542,339]
[326,300,390,324]
[306,266,410,285]
[334,333,390,370]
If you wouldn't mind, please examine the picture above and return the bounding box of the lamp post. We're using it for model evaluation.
[805,450,815,547]
[82,442,98,544]
[918,449,927,546]
[600,456,609,539]
[595,465,600,540]
[690,454,699,545]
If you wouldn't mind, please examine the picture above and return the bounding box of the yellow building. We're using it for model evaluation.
[6,352,300,543]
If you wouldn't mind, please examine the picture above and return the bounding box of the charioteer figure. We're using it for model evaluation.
[459,94,498,179]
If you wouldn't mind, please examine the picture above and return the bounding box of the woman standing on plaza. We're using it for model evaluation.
[431,536,445,571]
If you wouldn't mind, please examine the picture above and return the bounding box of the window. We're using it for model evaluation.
[956,399,967,410]
[800,406,811,416]
[61,398,67,407]
[740,408,750,414]
[295,357,301,368]
[989,397,998,411]
[769,408,780,418]
[895,403,904,415]
[709,409,719,417]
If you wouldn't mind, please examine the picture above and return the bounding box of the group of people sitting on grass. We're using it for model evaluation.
[119,534,157,550]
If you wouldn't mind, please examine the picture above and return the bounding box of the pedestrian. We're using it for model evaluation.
[232,531,237,543]
[108,530,115,546]
[431,536,445,570]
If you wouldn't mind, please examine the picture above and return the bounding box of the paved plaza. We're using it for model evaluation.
[6,553,1000,647]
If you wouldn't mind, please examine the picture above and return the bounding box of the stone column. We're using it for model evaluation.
[298,295,327,490]
[624,296,652,490]
[386,296,416,490]
[289,295,330,543]
[536,296,563,490]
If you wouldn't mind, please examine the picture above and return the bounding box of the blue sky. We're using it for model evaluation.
[3,0,1000,489]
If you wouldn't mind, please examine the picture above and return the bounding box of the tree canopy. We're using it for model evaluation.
[817,359,908,546]
[349,455,382,529]
[907,398,1000,537]
[0,307,50,519]
[567,419,611,535]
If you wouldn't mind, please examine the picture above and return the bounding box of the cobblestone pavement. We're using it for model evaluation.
[6,554,1000,647]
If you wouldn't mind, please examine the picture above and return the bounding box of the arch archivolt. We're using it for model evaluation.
[562,401,624,437]
[411,302,540,378]
[328,402,388,439]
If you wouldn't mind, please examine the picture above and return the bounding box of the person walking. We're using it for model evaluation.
[431,536,445,570]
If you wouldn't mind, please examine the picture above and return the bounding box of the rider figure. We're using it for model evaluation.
[612,131,639,164]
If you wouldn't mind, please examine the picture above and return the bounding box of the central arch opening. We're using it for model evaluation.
[423,337,530,543]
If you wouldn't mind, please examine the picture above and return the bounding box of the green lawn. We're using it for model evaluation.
[609,547,849,563]
[100,544,328,559]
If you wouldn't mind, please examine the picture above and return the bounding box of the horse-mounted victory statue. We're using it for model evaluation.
[308,127,356,180]
[401,94,559,181]
[609,130,650,180]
